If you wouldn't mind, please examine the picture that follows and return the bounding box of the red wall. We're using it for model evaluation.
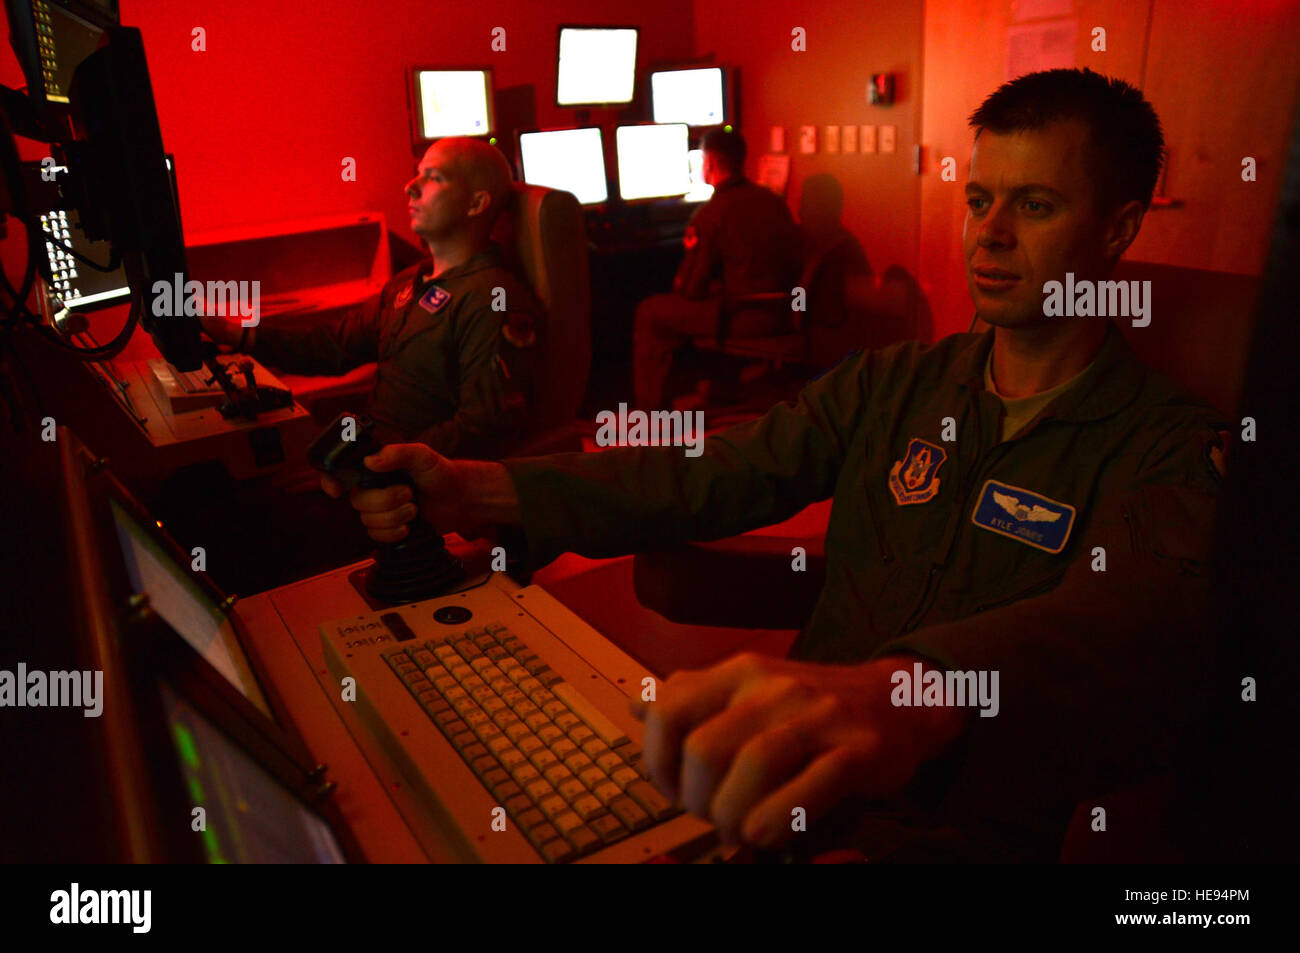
[115,0,694,242]
[694,0,926,291]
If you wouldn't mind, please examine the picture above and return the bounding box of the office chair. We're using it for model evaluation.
[492,182,592,456]
[282,183,591,457]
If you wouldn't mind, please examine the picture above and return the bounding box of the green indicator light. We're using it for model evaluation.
[724,124,733,133]
[172,723,200,769]
[489,136,497,145]
[201,828,227,864]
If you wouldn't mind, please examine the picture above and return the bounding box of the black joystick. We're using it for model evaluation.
[308,412,465,605]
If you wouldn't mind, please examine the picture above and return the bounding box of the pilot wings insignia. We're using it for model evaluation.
[992,490,1062,523]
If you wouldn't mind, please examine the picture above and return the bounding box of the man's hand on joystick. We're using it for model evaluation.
[320,442,472,542]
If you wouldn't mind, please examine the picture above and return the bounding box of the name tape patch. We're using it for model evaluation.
[971,479,1076,554]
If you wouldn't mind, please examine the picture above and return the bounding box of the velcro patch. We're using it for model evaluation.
[419,285,451,313]
[888,438,947,505]
[971,479,1076,554]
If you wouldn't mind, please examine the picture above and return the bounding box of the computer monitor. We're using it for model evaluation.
[685,148,714,203]
[58,426,360,862]
[37,154,177,313]
[518,127,608,205]
[556,26,638,107]
[650,67,728,127]
[615,124,690,202]
[408,68,494,141]
[4,0,119,122]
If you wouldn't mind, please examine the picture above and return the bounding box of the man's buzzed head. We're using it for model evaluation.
[406,137,514,244]
[440,137,514,225]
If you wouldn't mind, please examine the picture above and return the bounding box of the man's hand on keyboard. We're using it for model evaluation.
[630,652,970,850]
[321,442,521,541]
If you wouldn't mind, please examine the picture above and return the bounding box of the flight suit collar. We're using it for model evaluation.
[711,175,749,195]
[957,321,1144,425]
[411,243,506,290]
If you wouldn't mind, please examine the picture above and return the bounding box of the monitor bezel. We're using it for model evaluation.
[515,125,610,207]
[648,65,730,129]
[554,24,640,109]
[406,65,496,146]
[613,122,692,204]
[60,428,363,862]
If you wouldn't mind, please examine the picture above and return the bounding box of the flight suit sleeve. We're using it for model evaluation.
[250,291,384,375]
[500,348,874,570]
[673,205,724,300]
[411,295,536,460]
[875,415,1227,827]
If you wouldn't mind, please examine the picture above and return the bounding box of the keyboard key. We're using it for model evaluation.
[626,781,677,821]
[539,838,575,864]
[571,794,604,820]
[566,825,601,855]
[578,766,606,790]
[499,748,526,770]
[486,646,509,662]
[557,777,587,801]
[553,683,630,748]
[504,721,530,743]
[506,795,532,817]
[538,795,568,821]
[543,764,572,786]
[451,731,475,750]
[608,797,652,831]
[553,811,584,835]
[474,634,497,650]
[527,822,559,846]
[569,725,596,746]
[519,677,543,694]
[524,712,550,732]
[434,709,458,728]
[524,778,555,802]
[539,671,564,689]
[542,700,567,720]
[511,764,540,787]
[487,735,512,756]
[552,739,578,760]
[581,738,610,760]
[411,649,437,669]
[518,735,543,756]
[554,712,581,732]
[595,751,623,774]
[472,755,497,776]
[563,752,594,775]
[589,813,629,844]
[610,766,638,787]
[530,749,559,772]
[462,743,488,762]
[537,724,563,745]
[592,781,622,805]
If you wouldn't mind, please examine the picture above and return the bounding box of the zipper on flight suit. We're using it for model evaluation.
[899,388,988,634]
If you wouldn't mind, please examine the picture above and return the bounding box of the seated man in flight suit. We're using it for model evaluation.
[204,136,542,460]
[324,69,1228,862]
[632,128,801,411]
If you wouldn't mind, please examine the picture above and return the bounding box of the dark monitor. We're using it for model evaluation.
[518,126,608,205]
[615,123,690,201]
[408,67,494,142]
[556,26,638,107]
[650,66,729,127]
[59,426,360,862]
[37,153,177,313]
[4,0,119,122]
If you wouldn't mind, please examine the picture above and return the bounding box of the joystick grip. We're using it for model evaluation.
[307,412,465,605]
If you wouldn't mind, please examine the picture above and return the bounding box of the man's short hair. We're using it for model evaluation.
[701,128,747,174]
[444,137,514,226]
[969,68,1165,212]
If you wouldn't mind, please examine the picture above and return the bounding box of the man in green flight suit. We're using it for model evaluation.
[204,136,541,460]
[323,70,1229,861]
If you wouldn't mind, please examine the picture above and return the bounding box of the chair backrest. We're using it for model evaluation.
[491,183,592,436]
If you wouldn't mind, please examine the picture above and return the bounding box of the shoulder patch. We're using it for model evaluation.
[502,311,537,348]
